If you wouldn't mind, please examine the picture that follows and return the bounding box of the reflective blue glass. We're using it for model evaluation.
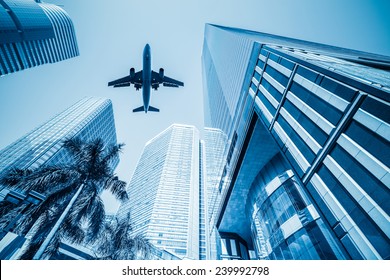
[290,82,343,125]
[317,165,390,259]
[331,144,390,213]
[260,78,282,102]
[264,64,289,87]
[283,99,328,146]
[345,121,390,167]
[277,115,316,162]
[320,76,357,102]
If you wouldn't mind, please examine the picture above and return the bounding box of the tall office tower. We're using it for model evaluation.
[0,96,119,191]
[198,140,206,260]
[117,124,200,259]
[0,0,79,76]
[0,96,119,259]
[202,24,390,260]
[202,128,228,260]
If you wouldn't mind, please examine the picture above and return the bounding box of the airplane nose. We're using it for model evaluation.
[145,44,150,49]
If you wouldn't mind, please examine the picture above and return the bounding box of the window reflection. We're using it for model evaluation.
[247,155,344,259]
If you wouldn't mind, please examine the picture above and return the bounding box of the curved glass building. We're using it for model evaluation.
[0,0,79,76]
[202,24,390,260]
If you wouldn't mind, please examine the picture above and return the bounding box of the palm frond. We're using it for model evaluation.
[18,210,59,259]
[66,186,95,225]
[85,139,105,171]
[18,239,42,260]
[11,166,80,193]
[102,143,125,166]
[0,200,18,217]
[63,138,84,158]
[16,184,78,235]
[0,202,26,232]
[61,216,85,244]
[42,228,63,259]
[85,196,105,242]
[0,168,34,187]
[104,176,128,202]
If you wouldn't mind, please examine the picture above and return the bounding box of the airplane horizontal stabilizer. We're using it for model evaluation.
[163,82,179,88]
[113,83,131,88]
[133,106,144,113]
[148,106,160,112]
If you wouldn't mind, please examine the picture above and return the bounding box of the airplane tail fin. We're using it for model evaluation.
[148,106,160,112]
[133,106,145,113]
[132,106,160,113]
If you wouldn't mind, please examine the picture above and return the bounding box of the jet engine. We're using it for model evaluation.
[159,68,164,80]
[130,68,135,78]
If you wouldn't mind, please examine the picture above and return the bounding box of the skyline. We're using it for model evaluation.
[1,0,390,212]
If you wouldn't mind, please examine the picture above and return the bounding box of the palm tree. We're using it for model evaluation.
[93,213,154,260]
[0,138,128,259]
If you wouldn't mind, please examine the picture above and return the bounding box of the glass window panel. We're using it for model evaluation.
[264,64,289,87]
[257,59,265,69]
[284,99,328,146]
[361,96,390,124]
[250,82,257,92]
[306,182,338,227]
[296,65,319,83]
[269,52,279,62]
[290,82,343,125]
[277,116,316,162]
[261,78,283,102]
[344,121,390,167]
[260,49,268,57]
[317,165,390,259]
[221,239,228,255]
[284,150,305,177]
[280,57,295,70]
[254,71,261,81]
[330,144,390,214]
[320,77,357,102]
[230,240,237,256]
[257,93,277,116]
[240,243,249,260]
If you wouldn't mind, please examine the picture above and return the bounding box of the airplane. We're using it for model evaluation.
[108,44,184,113]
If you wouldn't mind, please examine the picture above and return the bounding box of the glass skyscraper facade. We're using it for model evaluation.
[0,96,119,259]
[202,127,228,260]
[117,124,200,259]
[0,0,79,76]
[202,24,390,260]
[0,96,119,194]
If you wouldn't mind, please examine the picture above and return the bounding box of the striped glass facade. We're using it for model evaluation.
[202,128,228,260]
[199,140,206,259]
[0,0,78,76]
[202,24,390,260]
[117,124,200,259]
[0,97,119,190]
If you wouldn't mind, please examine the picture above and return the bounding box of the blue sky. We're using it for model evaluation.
[1,0,389,212]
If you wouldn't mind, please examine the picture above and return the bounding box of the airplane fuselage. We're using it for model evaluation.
[142,44,152,113]
[108,43,183,113]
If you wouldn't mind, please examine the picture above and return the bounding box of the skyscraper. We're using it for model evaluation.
[202,127,228,260]
[0,0,79,76]
[117,124,200,259]
[0,96,119,259]
[202,24,390,260]
[0,96,119,195]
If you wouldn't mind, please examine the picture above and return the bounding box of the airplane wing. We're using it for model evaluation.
[162,75,184,87]
[108,71,143,88]
[151,71,184,88]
